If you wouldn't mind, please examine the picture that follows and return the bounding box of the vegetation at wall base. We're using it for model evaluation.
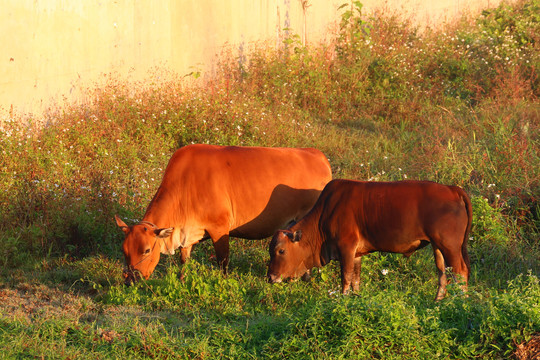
[1,0,538,358]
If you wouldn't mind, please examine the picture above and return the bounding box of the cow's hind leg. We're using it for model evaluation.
[432,244,447,301]
[431,209,470,299]
[432,240,469,300]
[440,243,469,294]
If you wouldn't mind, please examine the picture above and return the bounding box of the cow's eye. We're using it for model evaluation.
[143,248,151,255]
[278,249,285,255]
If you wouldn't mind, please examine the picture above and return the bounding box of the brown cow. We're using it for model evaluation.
[115,144,331,285]
[267,179,472,300]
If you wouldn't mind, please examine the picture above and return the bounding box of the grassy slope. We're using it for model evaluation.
[1,1,539,358]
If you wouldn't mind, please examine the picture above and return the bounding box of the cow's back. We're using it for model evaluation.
[156,144,332,239]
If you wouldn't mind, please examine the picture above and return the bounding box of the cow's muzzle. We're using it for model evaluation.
[267,273,283,284]
[123,266,141,286]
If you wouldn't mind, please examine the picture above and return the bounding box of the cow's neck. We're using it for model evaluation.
[142,186,185,228]
[142,208,172,229]
[294,219,324,269]
[141,188,189,254]
[143,207,178,228]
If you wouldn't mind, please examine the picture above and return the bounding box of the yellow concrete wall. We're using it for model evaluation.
[1,0,503,119]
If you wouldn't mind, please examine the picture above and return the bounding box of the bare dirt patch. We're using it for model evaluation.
[515,335,540,360]
[0,283,95,324]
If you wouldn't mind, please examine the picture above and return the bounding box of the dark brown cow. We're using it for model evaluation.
[267,179,472,300]
[116,144,332,284]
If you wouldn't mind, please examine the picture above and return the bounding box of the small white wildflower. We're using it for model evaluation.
[381,269,389,276]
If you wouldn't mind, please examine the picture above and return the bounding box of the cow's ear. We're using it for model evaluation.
[155,227,174,238]
[115,215,129,234]
[292,230,302,242]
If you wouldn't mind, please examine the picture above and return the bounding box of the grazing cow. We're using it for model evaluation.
[115,144,332,285]
[267,179,472,300]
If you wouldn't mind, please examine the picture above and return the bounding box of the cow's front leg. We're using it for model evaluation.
[180,245,192,264]
[177,245,193,281]
[340,251,356,294]
[351,257,362,292]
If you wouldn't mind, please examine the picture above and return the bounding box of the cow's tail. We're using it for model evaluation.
[456,186,472,280]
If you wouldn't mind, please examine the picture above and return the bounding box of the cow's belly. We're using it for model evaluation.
[230,217,293,239]
[364,237,430,256]
[227,186,321,239]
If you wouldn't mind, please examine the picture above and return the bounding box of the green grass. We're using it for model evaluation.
[1,0,539,358]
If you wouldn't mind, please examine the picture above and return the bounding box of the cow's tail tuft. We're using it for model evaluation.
[457,187,472,280]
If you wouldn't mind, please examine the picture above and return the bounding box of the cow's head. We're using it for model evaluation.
[115,215,173,285]
[267,229,311,283]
